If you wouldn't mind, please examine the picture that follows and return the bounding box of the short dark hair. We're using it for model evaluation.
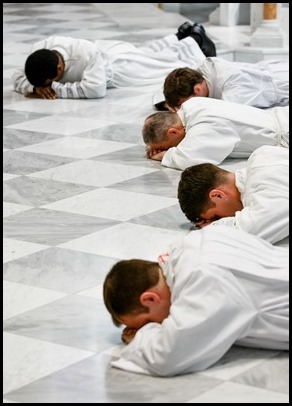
[103,259,159,326]
[24,49,59,87]
[164,68,204,109]
[178,163,229,222]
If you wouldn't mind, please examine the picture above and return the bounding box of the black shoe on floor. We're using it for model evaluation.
[190,23,216,57]
[154,100,169,111]
[176,21,193,40]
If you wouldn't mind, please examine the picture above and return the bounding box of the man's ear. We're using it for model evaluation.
[167,127,180,137]
[193,83,203,96]
[140,292,161,308]
[209,189,227,202]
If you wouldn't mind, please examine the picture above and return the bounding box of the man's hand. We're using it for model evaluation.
[121,327,138,344]
[32,85,57,99]
[146,147,166,161]
[25,92,43,99]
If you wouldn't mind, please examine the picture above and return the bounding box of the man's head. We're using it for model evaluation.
[25,49,64,87]
[103,259,171,329]
[163,67,208,111]
[142,111,185,151]
[178,163,243,225]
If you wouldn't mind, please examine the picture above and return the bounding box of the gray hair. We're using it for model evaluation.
[142,112,179,144]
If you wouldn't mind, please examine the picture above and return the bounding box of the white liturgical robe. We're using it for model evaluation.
[153,57,289,109]
[212,145,289,245]
[12,35,206,99]
[162,97,289,170]
[112,226,289,377]
[200,57,289,108]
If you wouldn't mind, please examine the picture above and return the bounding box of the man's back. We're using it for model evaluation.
[112,226,289,376]
[161,98,289,170]
[200,57,289,108]
[213,145,289,244]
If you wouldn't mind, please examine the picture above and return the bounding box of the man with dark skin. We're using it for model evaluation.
[12,22,216,100]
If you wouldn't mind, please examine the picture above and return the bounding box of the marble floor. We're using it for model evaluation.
[3,3,289,403]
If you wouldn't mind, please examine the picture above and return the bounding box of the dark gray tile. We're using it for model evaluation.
[3,110,50,127]
[3,208,119,245]
[3,176,96,206]
[108,170,179,197]
[3,247,117,293]
[3,150,77,175]
[130,204,191,231]
[92,145,160,169]
[232,352,289,393]
[3,295,120,352]
[3,128,61,149]
[80,123,144,144]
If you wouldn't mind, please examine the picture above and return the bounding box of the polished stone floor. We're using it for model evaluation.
[3,3,289,403]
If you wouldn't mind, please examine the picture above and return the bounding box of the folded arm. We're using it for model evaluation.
[207,147,289,244]
[112,268,255,376]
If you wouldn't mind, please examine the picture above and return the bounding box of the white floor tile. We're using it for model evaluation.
[43,188,177,221]
[3,202,32,218]
[32,160,158,187]
[6,115,108,136]
[3,238,48,264]
[3,281,67,320]
[18,137,135,159]
[59,222,188,260]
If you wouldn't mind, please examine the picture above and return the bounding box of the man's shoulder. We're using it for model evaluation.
[183,96,225,111]
[250,145,288,159]
[34,36,72,47]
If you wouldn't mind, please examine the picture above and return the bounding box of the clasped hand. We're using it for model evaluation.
[146,147,166,161]
[121,327,138,344]
[26,85,57,99]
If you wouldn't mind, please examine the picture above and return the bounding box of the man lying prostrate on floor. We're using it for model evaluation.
[178,145,289,246]
[103,226,289,377]
[143,97,289,170]
[12,22,215,99]
[153,57,289,111]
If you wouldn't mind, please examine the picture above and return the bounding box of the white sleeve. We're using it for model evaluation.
[111,267,256,377]
[209,147,289,244]
[209,202,289,244]
[11,68,34,95]
[51,50,107,99]
[161,120,240,170]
